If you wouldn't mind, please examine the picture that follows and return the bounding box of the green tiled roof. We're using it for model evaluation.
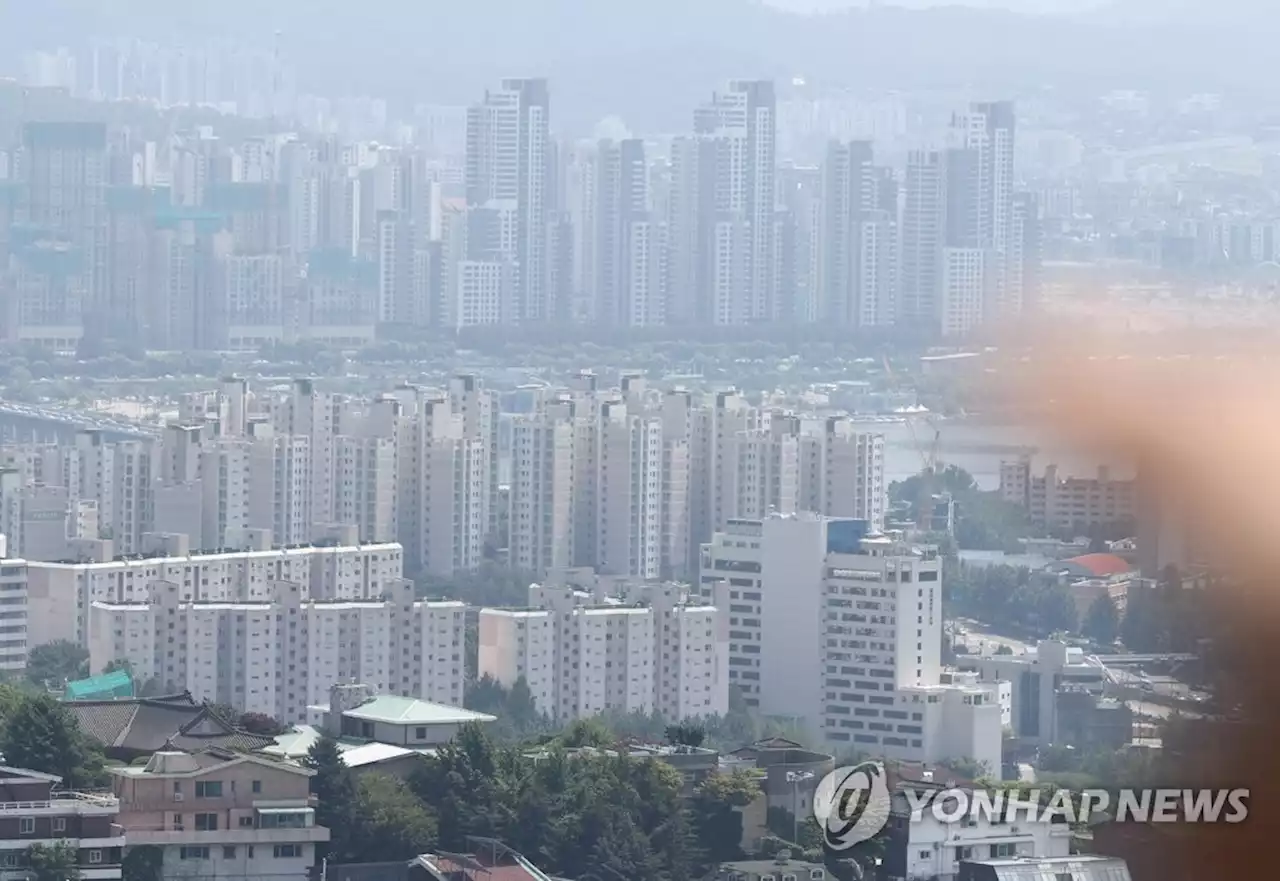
[65,669,134,700]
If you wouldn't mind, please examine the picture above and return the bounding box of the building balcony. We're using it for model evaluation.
[0,792,119,815]
[120,825,330,846]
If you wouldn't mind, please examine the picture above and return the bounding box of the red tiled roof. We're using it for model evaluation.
[1063,553,1134,577]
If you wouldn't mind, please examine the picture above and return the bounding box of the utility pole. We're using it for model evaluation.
[786,769,815,844]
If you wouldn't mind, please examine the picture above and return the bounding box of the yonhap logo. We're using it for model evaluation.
[813,761,892,850]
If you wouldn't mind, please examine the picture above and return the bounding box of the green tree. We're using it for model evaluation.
[121,845,162,881]
[1037,584,1079,634]
[27,841,81,881]
[237,712,287,736]
[347,774,437,861]
[303,734,357,859]
[102,658,134,677]
[1082,593,1120,645]
[25,640,89,687]
[560,718,614,749]
[1,693,106,788]
[664,722,707,749]
[691,770,760,864]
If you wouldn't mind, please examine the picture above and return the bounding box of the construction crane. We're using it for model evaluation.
[882,357,942,532]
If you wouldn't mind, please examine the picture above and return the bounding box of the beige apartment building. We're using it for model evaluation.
[111,749,327,881]
[999,459,1136,531]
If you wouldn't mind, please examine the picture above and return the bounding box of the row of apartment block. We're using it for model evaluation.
[509,373,887,580]
[478,574,731,722]
[1,374,887,589]
[24,537,404,648]
[84,576,464,725]
[0,374,500,577]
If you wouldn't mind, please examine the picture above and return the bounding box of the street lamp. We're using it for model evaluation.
[786,770,816,845]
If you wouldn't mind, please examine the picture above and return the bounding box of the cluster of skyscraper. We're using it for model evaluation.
[0,76,1039,349]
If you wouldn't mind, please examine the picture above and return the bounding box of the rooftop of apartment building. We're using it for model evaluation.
[28,540,403,569]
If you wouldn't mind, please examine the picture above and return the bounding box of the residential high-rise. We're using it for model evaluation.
[899,150,946,331]
[693,81,777,324]
[948,101,1018,324]
[20,122,108,342]
[478,577,728,722]
[593,139,649,326]
[465,78,550,322]
[87,578,465,723]
[819,141,874,327]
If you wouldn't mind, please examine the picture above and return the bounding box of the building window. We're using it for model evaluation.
[89,850,103,864]
[415,726,427,740]
[809,872,824,880]
[18,818,34,835]
[223,847,237,859]
[195,813,219,831]
[240,816,254,828]
[251,780,262,794]
[957,847,972,860]
[990,844,1017,859]
[179,847,211,860]
[53,818,66,833]
[274,845,302,859]
[919,850,932,860]
[0,853,19,868]
[195,780,223,798]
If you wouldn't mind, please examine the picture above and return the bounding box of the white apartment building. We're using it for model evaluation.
[87,577,464,724]
[0,431,155,558]
[478,578,728,722]
[700,513,1002,767]
[962,639,1108,745]
[798,417,887,530]
[884,783,1071,881]
[940,246,986,337]
[509,408,577,575]
[0,535,27,673]
[477,609,556,713]
[25,541,404,649]
[334,436,397,543]
[508,396,663,581]
[390,388,488,577]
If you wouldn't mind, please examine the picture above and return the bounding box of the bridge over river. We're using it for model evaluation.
[0,400,157,444]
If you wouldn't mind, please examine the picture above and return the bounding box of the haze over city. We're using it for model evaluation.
[0,5,1267,881]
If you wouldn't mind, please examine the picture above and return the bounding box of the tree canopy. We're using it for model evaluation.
[25,640,89,687]
[0,692,106,788]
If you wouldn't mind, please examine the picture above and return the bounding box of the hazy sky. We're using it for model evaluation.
[764,0,1106,11]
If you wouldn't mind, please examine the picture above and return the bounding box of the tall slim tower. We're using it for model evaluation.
[594,138,648,326]
[694,80,777,324]
[819,140,874,327]
[465,78,550,323]
[949,101,1017,320]
[899,150,946,331]
[20,122,108,344]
